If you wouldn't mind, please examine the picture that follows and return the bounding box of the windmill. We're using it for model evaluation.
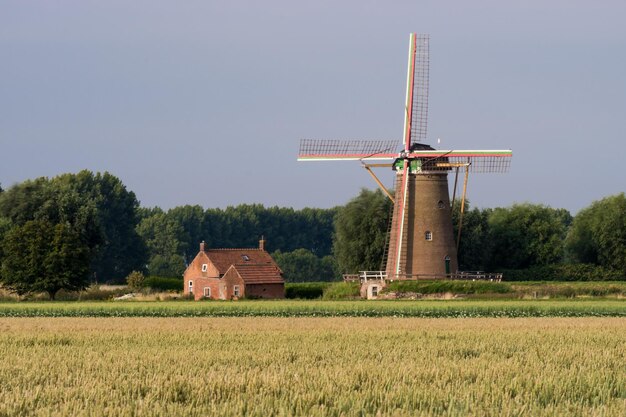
[298,34,512,280]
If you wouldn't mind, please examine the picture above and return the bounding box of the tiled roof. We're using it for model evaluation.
[229,263,284,284]
[205,248,279,275]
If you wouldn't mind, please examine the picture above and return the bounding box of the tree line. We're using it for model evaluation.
[335,188,626,278]
[0,171,625,298]
[0,171,337,297]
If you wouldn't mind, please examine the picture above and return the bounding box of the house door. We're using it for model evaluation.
[444,256,451,274]
[219,285,225,300]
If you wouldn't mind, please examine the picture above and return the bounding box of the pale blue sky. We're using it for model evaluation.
[1,1,625,213]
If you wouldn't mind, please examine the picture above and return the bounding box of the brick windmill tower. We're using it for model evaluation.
[298,34,512,280]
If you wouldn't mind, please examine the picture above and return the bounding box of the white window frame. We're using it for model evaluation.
[371,286,378,297]
[201,263,208,272]
[425,231,433,241]
[188,280,193,293]
[233,285,240,297]
[203,287,211,297]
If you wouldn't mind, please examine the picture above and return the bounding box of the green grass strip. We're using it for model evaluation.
[0,300,624,318]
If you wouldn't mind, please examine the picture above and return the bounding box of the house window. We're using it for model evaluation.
[242,255,250,262]
[233,285,240,297]
[437,200,445,209]
[188,280,193,294]
[201,263,208,272]
[425,231,433,241]
[371,286,378,297]
[203,287,211,297]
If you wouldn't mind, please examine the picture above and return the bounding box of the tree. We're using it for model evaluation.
[484,203,571,270]
[0,220,90,299]
[56,171,147,283]
[167,205,205,263]
[0,171,147,283]
[333,188,392,273]
[451,202,492,271]
[272,249,338,282]
[136,212,186,277]
[566,193,626,273]
[0,217,12,261]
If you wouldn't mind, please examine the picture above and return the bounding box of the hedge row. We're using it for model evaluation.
[502,263,625,282]
[385,280,512,295]
[143,276,183,291]
[285,282,361,299]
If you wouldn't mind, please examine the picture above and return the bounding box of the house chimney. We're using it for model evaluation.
[259,236,266,251]
[200,241,206,252]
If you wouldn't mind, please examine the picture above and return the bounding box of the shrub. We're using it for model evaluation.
[322,282,361,300]
[54,285,128,301]
[144,276,183,292]
[502,264,625,282]
[285,282,331,299]
[510,281,626,298]
[384,280,513,295]
[126,271,145,291]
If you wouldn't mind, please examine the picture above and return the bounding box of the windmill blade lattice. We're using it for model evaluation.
[410,34,429,145]
[298,139,400,161]
[297,33,513,282]
[408,150,512,173]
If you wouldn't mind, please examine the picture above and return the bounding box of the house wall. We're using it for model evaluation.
[183,251,221,298]
[222,269,245,299]
[187,277,221,300]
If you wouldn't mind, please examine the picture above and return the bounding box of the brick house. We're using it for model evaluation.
[183,238,285,300]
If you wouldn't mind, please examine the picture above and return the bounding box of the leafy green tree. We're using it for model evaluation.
[0,220,90,299]
[0,177,52,225]
[54,171,147,283]
[145,254,186,277]
[136,212,186,277]
[0,171,147,283]
[566,193,626,273]
[0,217,12,261]
[485,203,571,270]
[272,249,338,282]
[167,205,204,263]
[333,188,392,273]
[452,202,492,271]
[200,204,337,255]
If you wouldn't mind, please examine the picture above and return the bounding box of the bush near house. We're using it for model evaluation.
[285,282,361,299]
[143,276,183,292]
[322,282,361,300]
[285,282,331,299]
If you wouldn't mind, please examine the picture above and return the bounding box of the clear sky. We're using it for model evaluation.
[1,1,625,214]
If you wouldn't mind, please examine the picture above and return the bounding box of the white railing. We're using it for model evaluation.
[359,271,388,282]
[345,271,503,283]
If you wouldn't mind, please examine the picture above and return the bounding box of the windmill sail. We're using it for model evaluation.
[297,33,513,282]
[393,33,430,276]
[298,139,399,161]
[410,34,429,146]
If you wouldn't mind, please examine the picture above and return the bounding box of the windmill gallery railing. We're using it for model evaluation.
[343,271,503,283]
